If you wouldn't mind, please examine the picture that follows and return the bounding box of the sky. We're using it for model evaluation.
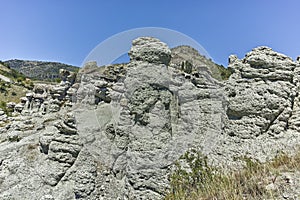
[1,0,300,67]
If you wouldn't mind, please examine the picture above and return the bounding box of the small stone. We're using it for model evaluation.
[40,194,55,200]
[120,98,128,107]
[265,183,276,191]
[282,192,289,199]
[14,104,24,112]
[20,97,28,103]
[7,102,16,109]
[94,80,108,88]
[284,174,292,184]
[7,131,21,142]
[26,92,33,98]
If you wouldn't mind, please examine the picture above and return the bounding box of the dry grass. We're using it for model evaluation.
[165,150,300,200]
[0,84,28,103]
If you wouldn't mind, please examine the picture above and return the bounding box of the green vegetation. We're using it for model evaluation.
[0,82,8,95]
[216,64,233,80]
[0,81,29,106]
[171,46,233,81]
[0,62,34,105]
[0,101,13,116]
[181,61,193,74]
[4,59,79,81]
[54,78,62,83]
[0,68,25,81]
[0,60,10,68]
[0,101,7,112]
[165,149,300,200]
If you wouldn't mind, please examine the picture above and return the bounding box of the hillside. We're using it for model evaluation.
[0,61,32,108]
[4,59,79,81]
[170,45,232,80]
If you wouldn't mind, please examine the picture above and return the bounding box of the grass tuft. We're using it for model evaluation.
[165,149,300,200]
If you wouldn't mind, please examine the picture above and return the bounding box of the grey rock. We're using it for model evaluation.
[225,47,297,138]
[0,109,7,123]
[73,149,97,199]
[38,112,83,187]
[7,131,21,142]
[20,97,28,104]
[2,38,300,200]
[59,68,76,84]
[129,37,171,65]
[40,195,55,200]
[6,102,16,109]
[0,74,12,83]
[14,103,24,113]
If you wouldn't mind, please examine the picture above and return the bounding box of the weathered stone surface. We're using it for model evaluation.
[1,38,300,200]
[225,47,296,138]
[59,68,76,84]
[38,112,82,187]
[7,102,16,109]
[129,37,171,65]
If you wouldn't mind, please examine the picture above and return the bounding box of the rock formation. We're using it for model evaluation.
[1,37,300,199]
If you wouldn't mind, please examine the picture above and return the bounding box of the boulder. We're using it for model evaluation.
[7,102,16,109]
[225,47,297,138]
[14,103,24,113]
[128,37,171,65]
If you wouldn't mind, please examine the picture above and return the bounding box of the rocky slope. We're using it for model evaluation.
[0,37,300,199]
[170,45,231,80]
[4,60,79,81]
[0,62,33,107]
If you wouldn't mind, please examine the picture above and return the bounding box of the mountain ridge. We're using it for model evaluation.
[4,59,79,81]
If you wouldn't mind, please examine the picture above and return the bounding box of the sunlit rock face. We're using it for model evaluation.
[1,37,300,199]
[128,37,171,65]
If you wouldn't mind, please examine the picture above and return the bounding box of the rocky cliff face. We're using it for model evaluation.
[1,37,300,199]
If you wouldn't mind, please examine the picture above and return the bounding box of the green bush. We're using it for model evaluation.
[0,83,7,93]
[0,101,6,109]
[181,61,193,74]
[54,78,62,83]
[0,101,12,116]
[164,149,286,200]
[166,149,216,199]
[0,101,8,114]
[216,64,233,80]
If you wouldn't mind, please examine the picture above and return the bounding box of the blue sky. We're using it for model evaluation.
[1,0,300,67]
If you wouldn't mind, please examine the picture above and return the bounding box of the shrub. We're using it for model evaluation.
[181,61,193,74]
[216,64,233,80]
[0,101,6,110]
[54,78,62,83]
[164,149,300,200]
[16,77,24,83]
